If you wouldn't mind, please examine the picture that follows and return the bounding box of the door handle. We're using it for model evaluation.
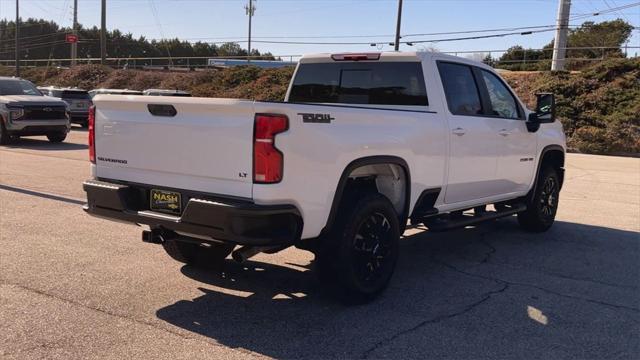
[498,129,511,137]
[452,127,466,136]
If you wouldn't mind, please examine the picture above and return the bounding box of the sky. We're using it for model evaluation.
[1,0,639,60]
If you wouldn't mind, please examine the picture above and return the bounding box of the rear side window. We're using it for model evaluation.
[288,62,428,106]
[437,62,482,116]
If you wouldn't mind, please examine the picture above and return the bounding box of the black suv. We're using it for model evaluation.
[40,87,93,127]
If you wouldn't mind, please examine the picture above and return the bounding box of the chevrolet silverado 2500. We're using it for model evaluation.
[83,52,566,303]
[1,77,70,144]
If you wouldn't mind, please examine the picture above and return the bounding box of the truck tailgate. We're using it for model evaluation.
[92,95,255,199]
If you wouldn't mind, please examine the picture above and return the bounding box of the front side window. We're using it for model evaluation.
[288,62,428,106]
[437,62,482,116]
[0,80,42,96]
[481,70,520,119]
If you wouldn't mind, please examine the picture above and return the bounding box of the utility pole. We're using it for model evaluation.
[245,0,256,59]
[551,0,571,71]
[100,0,106,65]
[71,0,78,66]
[15,0,20,76]
[394,0,403,51]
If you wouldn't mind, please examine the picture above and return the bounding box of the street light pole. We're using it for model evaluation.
[71,0,78,66]
[394,0,403,51]
[15,0,20,76]
[101,0,106,65]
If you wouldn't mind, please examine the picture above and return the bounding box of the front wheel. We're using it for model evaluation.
[0,122,11,145]
[47,133,67,143]
[518,167,560,232]
[317,193,401,304]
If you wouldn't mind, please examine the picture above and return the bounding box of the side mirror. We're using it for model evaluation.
[527,93,556,132]
[535,93,556,123]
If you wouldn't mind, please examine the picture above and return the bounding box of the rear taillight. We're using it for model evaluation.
[88,105,96,163]
[253,114,288,184]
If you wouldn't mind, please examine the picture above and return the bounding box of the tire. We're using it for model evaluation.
[162,238,235,269]
[317,193,401,304]
[0,121,11,145]
[517,167,560,232]
[47,133,67,143]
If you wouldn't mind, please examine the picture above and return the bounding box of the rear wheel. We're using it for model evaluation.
[47,133,67,143]
[317,193,400,304]
[518,167,560,232]
[162,238,235,269]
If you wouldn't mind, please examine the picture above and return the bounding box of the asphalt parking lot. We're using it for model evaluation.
[1,129,639,359]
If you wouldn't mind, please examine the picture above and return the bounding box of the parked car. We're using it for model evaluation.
[84,52,566,303]
[40,87,92,127]
[89,89,143,98]
[1,77,70,144]
[142,89,191,97]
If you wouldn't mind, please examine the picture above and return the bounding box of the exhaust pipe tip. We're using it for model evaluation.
[231,246,265,263]
[141,229,168,244]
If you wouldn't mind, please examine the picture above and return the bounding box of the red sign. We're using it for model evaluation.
[65,34,78,43]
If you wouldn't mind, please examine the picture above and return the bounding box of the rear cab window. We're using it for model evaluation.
[288,62,428,106]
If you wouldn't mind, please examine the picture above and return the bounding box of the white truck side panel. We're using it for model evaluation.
[251,102,448,239]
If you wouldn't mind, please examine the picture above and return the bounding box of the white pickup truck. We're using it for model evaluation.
[84,51,565,303]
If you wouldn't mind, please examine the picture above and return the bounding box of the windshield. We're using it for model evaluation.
[0,79,42,96]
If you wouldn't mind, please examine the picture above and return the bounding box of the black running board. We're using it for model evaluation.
[423,203,526,232]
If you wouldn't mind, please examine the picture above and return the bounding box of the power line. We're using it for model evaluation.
[148,0,173,63]
[604,0,633,24]
[570,1,640,19]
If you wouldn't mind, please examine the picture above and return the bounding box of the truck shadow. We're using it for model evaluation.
[155,219,640,359]
[4,137,87,151]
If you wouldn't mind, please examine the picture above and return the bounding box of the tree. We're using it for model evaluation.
[0,18,273,65]
[217,42,246,57]
[496,19,634,71]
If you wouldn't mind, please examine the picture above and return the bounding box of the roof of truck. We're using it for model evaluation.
[298,51,494,70]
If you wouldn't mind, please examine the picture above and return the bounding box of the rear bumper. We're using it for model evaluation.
[69,111,89,123]
[83,179,303,246]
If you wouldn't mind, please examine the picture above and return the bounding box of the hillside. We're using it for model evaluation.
[2,58,638,155]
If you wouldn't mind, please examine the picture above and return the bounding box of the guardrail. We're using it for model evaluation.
[0,55,303,69]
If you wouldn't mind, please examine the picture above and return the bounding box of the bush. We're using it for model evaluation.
[504,58,639,155]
